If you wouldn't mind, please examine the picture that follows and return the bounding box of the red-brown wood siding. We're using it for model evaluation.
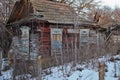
[38,23,51,57]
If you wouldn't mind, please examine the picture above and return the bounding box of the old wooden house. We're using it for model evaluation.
[7,0,105,60]
[4,0,107,78]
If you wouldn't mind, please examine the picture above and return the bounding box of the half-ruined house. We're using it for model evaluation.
[5,0,106,78]
[7,0,105,60]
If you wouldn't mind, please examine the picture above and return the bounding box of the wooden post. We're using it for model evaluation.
[114,62,117,77]
[12,46,16,80]
[37,56,42,80]
[0,48,2,76]
[98,62,105,80]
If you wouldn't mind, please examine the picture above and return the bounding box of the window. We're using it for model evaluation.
[52,34,61,41]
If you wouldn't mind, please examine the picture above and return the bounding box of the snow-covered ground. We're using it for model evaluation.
[42,61,120,80]
[43,55,120,80]
[0,69,13,80]
[0,55,120,80]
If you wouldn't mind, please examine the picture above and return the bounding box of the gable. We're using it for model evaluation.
[7,0,34,24]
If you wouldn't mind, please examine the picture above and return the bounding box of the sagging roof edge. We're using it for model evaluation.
[6,18,106,31]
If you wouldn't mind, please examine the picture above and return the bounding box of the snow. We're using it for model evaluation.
[0,55,120,80]
[0,69,13,80]
[68,71,80,80]
[43,55,120,80]
[16,74,36,80]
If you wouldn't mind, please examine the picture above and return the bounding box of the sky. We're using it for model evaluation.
[99,0,120,8]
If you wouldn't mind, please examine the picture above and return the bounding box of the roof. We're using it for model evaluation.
[30,0,76,24]
[7,0,76,24]
[7,0,28,24]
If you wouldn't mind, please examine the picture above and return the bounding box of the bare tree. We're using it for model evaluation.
[0,0,16,23]
[98,7,114,28]
[0,0,17,58]
[113,8,120,24]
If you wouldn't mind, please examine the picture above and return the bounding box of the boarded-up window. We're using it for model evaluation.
[20,26,30,58]
[51,28,63,55]
[53,34,61,41]
[89,30,97,43]
[80,29,89,43]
